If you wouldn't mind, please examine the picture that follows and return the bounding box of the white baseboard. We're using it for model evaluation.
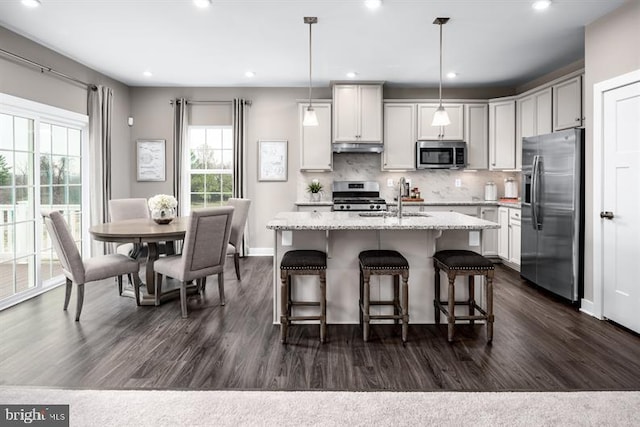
[579,298,598,318]
[248,247,274,256]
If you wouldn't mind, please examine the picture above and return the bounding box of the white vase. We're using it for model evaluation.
[151,207,176,224]
[310,192,321,202]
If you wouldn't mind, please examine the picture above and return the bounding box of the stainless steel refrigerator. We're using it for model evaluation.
[521,128,584,302]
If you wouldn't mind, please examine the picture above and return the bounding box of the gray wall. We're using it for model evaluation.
[583,0,640,302]
[0,27,133,198]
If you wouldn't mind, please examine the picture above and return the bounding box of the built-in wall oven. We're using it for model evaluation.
[416,140,466,169]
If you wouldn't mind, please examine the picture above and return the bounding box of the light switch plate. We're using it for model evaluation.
[455,178,462,188]
[387,178,394,187]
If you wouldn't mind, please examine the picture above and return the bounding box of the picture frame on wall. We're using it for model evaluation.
[258,139,288,182]
[136,139,166,181]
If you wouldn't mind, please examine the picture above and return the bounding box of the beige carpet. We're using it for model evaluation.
[1,388,639,426]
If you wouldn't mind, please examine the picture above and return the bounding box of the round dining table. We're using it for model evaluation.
[89,217,189,305]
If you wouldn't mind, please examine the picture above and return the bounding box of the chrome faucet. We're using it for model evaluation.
[397,177,406,218]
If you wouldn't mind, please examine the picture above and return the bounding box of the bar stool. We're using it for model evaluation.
[280,250,327,343]
[433,250,495,343]
[358,250,409,342]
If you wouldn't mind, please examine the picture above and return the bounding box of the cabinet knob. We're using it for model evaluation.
[575,118,580,122]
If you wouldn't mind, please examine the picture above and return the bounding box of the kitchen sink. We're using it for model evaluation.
[358,212,430,218]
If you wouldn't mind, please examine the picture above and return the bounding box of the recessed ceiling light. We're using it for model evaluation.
[532,1,551,11]
[245,71,255,78]
[446,72,457,79]
[143,71,153,77]
[364,0,382,10]
[21,0,41,8]
[193,0,212,8]
[346,72,358,78]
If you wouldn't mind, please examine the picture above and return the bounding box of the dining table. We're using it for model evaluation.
[89,217,189,306]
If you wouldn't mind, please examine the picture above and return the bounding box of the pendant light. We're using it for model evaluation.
[431,17,451,127]
[303,17,319,127]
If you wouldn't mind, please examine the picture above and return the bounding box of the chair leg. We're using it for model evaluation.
[393,275,400,325]
[75,283,85,321]
[469,275,475,327]
[362,270,371,342]
[434,265,441,325]
[180,281,188,318]
[118,275,124,295]
[201,276,207,292]
[319,271,327,343]
[401,272,409,343]
[447,273,456,342]
[199,276,207,295]
[280,270,289,344]
[234,252,241,280]
[63,278,72,311]
[486,272,495,343]
[217,272,225,306]
[131,272,142,306]
[155,273,163,306]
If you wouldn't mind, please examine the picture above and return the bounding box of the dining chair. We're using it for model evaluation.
[108,198,150,294]
[153,206,234,318]
[42,210,143,321]
[226,198,251,280]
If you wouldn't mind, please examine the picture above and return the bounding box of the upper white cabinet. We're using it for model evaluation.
[417,103,464,140]
[382,103,416,170]
[553,75,583,130]
[333,84,383,143]
[516,87,552,169]
[299,102,332,171]
[465,103,489,169]
[489,99,516,170]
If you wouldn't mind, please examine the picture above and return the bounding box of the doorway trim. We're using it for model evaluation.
[592,68,640,319]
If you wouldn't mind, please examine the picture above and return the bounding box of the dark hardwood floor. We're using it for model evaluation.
[1,257,639,391]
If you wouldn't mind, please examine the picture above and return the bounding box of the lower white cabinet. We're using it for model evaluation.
[480,207,498,257]
[498,207,521,267]
[296,204,332,213]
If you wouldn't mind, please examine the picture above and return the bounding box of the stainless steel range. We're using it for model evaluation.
[332,181,387,211]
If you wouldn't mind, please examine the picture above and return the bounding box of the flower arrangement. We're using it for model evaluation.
[307,179,323,194]
[148,194,178,211]
[148,194,178,224]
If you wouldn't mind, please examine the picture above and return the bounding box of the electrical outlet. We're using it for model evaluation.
[455,178,462,188]
[387,178,394,187]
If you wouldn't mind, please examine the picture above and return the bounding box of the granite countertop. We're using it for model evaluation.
[295,199,521,208]
[266,211,500,231]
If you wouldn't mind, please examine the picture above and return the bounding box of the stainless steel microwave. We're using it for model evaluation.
[416,140,466,169]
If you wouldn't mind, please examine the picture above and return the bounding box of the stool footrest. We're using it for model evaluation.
[370,300,400,306]
[288,315,323,321]
[290,301,321,307]
[369,314,405,320]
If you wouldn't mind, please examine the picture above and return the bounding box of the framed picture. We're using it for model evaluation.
[258,139,288,181]
[136,139,166,181]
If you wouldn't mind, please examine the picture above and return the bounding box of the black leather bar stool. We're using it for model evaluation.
[433,250,495,343]
[280,250,327,343]
[358,250,409,342]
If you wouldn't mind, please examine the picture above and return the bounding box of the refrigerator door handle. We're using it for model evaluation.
[531,155,540,230]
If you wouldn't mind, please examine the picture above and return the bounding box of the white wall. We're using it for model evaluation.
[584,0,640,302]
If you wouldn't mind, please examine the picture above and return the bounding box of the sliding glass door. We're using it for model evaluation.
[0,94,88,308]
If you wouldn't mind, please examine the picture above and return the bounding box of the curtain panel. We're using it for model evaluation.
[87,85,113,256]
[232,98,248,256]
[173,98,188,214]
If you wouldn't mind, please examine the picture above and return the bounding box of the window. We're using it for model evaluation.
[0,93,88,309]
[185,126,233,214]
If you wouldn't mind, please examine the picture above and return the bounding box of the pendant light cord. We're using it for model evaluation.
[438,22,443,108]
[308,21,313,109]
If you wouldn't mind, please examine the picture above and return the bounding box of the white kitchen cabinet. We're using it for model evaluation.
[382,103,416,170]
[498,207,521,267]
[553,75,583,130]
[480,207,499,257]
[509,209,521,266]
[296,204,332,213]
[489,99,516,170]
[465,103,489,169]
[299,102,332,171]
[417,103,464,141]
[333,84,383,143]
[516,88,552,169]
[401,203,423,213]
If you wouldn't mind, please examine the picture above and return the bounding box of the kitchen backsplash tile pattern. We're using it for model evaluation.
[298,153,520,202]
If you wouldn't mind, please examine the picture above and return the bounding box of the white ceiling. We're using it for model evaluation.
[0,0,625,88]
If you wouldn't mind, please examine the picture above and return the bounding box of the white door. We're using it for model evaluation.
[602,80,640,333]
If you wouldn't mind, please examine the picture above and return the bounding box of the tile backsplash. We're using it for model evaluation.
[298,153,521,202]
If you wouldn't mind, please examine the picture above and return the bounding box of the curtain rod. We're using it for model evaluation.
[170,100,252,106]
[0,47,97,91]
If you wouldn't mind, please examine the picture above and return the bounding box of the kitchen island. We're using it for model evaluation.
[266,211,499,324]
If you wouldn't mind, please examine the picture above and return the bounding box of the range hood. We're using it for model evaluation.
[332,142,384,153]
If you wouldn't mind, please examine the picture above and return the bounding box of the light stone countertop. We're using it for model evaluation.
[294,200,521,209]
[266,211,500,231]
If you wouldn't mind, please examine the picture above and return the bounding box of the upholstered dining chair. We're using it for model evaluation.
[153,206,234,318]
[42,210,143,321]
[226,198,251,280]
